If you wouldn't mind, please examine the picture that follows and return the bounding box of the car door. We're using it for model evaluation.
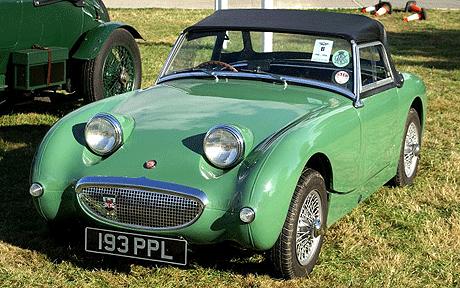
[355,42,400,182]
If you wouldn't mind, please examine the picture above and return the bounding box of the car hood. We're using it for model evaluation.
[114,78,339,145]
[86,78,346,209]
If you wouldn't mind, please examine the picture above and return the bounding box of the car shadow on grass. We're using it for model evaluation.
[4,93,85,117]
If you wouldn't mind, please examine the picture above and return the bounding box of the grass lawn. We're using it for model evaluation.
[1,8,459,288]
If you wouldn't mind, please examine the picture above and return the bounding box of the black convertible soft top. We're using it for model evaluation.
[185,9,387,44]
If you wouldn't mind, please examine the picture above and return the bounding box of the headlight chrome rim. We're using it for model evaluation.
[203,125,245,169]
[85,113,123,156]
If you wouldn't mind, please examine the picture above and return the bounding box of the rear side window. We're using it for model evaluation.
[359,44,392,90]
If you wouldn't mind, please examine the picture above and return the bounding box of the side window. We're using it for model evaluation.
[222,31,244,53]
[359,44,392,90]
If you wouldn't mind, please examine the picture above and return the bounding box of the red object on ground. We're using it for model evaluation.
[407,3,423,13]
[403,8,427,21]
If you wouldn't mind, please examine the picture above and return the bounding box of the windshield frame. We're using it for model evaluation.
[156,31,366,103]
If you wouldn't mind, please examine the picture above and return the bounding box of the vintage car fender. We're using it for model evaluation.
[31,92,136,220]
[231,103,362,250]
[71,22,143,60]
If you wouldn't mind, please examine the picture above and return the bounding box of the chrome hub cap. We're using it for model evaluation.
[103,46,135,98]
[296,190,322,266]
[119,67,130,86]
[403,122,420,177]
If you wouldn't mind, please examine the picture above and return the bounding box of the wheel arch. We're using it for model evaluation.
[305,152,333,193]
[410,96,424,129]
[71,22,142,61]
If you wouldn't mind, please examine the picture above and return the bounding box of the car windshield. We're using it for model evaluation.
[164,30,354,92]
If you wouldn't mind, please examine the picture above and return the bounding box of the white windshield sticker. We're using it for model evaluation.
[311,40,334,63]
[332,50,350,67]
[334,70,350,84]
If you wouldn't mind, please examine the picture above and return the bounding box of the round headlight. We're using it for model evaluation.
[203,125,244,169]
[85,113,123,156]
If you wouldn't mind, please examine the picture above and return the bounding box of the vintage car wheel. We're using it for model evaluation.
[393,108,421,186]
[270,168,328,279]
[81,29,142,102]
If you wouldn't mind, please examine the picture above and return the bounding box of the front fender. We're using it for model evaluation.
[31,92,136,220]
[72,22,142,60]
[234,102,361,250]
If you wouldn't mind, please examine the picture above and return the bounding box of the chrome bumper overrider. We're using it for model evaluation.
[76,176,208,231]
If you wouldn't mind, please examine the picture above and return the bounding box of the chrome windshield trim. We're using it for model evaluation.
[76,176,208,206]
[157,72,356,100]
[352,40,363,108]
[155,33,186,85]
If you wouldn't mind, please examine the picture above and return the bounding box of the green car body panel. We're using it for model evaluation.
[72,22,143,60]
[31,72,426,250]
[0,0,140,92]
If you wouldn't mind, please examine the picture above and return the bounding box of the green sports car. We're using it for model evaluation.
[30,9,427,278]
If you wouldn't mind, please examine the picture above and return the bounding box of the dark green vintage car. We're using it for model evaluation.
[0,0,142,108]
[30,10,427,278]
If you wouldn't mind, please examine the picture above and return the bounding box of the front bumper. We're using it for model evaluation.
[34,176,252,247]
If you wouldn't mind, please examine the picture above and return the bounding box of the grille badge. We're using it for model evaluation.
[144,160,157,169]
[103,196,116,211]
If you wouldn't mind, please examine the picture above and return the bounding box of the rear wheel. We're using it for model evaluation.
[393,108,421,186]
[270,168,328,279]
[81,29,141,102]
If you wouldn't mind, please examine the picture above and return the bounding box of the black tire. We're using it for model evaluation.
[393,108,421,186]
[270,168,328,279]
[81,28,142,102]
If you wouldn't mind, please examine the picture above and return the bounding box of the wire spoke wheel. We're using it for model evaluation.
[270,169,327,279]
[296,190,322,265]
[103,46,136,98]
[403,122,420,177]
[393,108,422,186]
[81,29,142,102]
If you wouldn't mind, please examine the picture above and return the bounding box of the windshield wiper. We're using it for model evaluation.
[239,69,288,89]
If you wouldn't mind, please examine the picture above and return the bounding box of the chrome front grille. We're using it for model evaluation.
[76,177,206,230]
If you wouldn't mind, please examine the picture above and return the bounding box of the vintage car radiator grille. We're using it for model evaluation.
[77,185,204,230]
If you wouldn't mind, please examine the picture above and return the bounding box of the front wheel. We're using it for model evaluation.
[81,29,142,102]
[270,168,328,279]
[393,108,422,186]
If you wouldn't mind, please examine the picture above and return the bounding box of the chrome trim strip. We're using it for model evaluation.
[155,33,186,85]
[85,113,123,156]
[352,40,363,108]
[76,176,208,206]
[158,72,356,100]
[356,41,395,95]
[361,78,394,93]
[203,124,245,169]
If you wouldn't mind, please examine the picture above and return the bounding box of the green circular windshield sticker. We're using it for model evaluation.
[332,50,350,67]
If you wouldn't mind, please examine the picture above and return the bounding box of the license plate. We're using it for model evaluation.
[85,227,187,265]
